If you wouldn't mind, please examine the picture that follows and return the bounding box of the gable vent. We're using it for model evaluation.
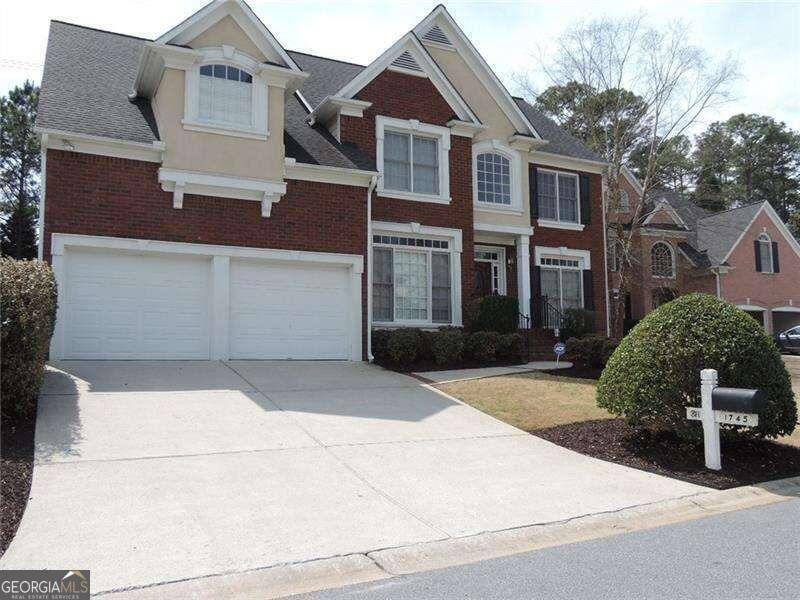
[391,51,424,73]
[422,25,452,46]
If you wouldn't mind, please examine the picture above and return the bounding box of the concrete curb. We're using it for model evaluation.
[100,476,800,599]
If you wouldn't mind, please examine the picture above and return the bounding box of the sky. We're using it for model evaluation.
[1,0,799,137]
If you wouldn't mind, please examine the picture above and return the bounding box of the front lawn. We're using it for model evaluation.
[437,371,611,431]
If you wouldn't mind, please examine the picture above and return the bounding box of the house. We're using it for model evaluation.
[36,0,609,361]
[608,173,800,334]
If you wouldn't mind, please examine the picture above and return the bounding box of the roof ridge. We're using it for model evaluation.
[51,19,152,42]
[698,200,765,221]
[286,49,365,69]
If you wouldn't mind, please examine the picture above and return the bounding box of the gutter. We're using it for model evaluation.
[366,174,379,361]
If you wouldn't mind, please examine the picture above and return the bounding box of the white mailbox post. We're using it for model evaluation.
[686,368,764,471]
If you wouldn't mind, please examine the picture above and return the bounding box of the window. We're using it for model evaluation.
[538,170,579,223]
[651,242,675,278]
[376,117,450,203]
[372,235,452,324]
[619,189,630,212]
[540,264,583,311]
[383,131,439,195]
[199,64,253,127]
[476,153,511,205]
[757,233,773,273]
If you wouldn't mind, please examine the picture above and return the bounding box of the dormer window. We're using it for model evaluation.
[199,64,253,127]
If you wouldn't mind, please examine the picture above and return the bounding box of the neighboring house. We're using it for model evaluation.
[608,175,800,334]
[36,0,608,361]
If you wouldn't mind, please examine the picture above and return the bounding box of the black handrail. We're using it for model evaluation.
[531,295,562,331]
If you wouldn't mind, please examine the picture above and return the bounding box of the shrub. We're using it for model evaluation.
[565,335,618,368]
[560,308,595,339]
[371,329,392,362]
[465,331,500,362]
[387,328,422,365]
[597,293,796,440]
[467,296,519,334]
[431,329,465,366]
[497,333,523,361]
[1,259,58,417]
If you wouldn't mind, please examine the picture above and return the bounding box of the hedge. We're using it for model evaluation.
[565,335,618,369]
[466,296,519,333]
[597,293,796,440]
[1,259,58,417]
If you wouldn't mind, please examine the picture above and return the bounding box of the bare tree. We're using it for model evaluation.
[519,16,738,335]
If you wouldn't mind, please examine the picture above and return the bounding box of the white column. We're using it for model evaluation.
[210,256,230,361]
[350,266,363,361]
[700,368,721,470]
[516,234,531,318]
[452,247,463,326]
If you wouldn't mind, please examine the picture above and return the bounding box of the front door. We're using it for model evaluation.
[474,261,493,297]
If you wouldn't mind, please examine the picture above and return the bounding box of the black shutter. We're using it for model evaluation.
[754,240,762,272]
[531,266,541,327]
[580,174,591,225]
[529,166,538,218]
[772,241,780,273]
[582,269,594,310]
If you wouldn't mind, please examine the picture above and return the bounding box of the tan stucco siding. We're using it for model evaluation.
[154,68,284,181]
[186,15,267,62]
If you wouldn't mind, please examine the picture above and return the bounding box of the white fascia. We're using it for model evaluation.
[413,5,540,138]
[306,96,373,138]
[158,168,286,217]
[534,245,592,270]
[447,119,487,138]
[721,202,800,263]
[333,33,479,125]
[156,0,302,72]
[36,127,166,163]
[643,199,688,229]
[376,116,451,204]
[472,139,523,214]
[283,158,377,188]
[529,150,607,174]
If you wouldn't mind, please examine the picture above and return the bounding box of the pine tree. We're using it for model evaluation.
[1,81,40,259]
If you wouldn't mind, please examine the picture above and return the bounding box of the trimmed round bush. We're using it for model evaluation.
[1,259,58,417]
[431,329,465,366]
[465,331,499,362]
[497,333,523,361]
[467,296,519,333]
[566,335,618,369]
[560,308,595,339]
[597,293,796,439]
[387,328,422,365]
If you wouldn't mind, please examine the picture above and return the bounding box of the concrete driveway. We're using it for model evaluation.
[1,361,703,594]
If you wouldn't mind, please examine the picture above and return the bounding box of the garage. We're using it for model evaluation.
[51,235,363,361]
[229,259,352,359]
[772,308,800,334]
[61,249,212,359]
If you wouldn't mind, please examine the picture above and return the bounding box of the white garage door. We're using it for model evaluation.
[230,259,352,359]
[62,250,211,359]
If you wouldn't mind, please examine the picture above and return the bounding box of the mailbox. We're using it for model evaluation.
[711,387,766,414]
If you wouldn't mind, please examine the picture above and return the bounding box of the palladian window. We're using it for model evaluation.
[476,153,511,205]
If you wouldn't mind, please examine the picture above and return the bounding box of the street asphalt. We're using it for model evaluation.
[296,498,800,600]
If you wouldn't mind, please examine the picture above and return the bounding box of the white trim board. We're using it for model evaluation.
[534,245,592,270]
[473,222,533,236]
[284,158,377,187]
[37,128,165,163]
[720,202,800,264]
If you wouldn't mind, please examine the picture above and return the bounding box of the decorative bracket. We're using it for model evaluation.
[173,182,185,210]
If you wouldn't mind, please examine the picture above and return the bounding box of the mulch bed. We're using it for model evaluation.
[376,357,525,374]
[1,406,36,557]
[541,364,603,380]
[533,418,800,489]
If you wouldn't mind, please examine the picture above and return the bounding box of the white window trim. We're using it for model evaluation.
[183,46,269,140]
[376,116,451,204]
[371,221,462,327]
[535,168,583,229]
[650,241,676,279]
[758,233,774,274]
[472,139,523,214]
[534,246,591,270]
[474,245,507,295]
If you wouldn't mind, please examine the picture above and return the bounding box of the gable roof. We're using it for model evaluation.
[513,98,603,162]
[414,5,540,138]
[695,202,763,265]
[156,0,300,71]
[38,21,159,144]
[288,51,364,108]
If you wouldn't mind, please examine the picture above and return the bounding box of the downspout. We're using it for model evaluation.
[714,267,722,299]
[366,174,378,361]
[601,174,611,337]
[37,134,49,260]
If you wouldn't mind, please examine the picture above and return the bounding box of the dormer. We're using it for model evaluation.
[131,0,308,216]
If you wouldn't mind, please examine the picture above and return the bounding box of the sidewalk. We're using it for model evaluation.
[414,361,573,384]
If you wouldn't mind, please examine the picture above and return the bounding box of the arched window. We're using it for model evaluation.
[757,233,773,273]
[651,242,675,278]
[476,152,511,205]
[199,64,253,127]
